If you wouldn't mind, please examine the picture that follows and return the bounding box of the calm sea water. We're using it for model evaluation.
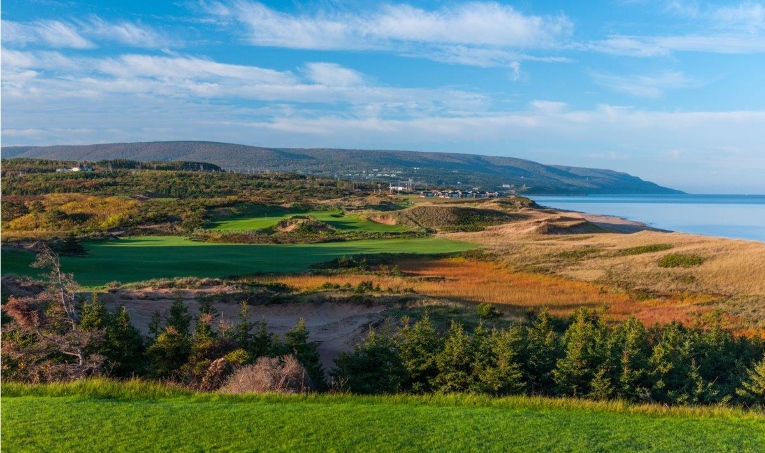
[530,194,765,242]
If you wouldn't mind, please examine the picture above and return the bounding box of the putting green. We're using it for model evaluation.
[1,236,476,287]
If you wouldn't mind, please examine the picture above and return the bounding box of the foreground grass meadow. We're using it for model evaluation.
[4,380,764,452]
[1,236,476,287]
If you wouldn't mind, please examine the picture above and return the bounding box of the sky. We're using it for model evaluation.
[2,1,765,193]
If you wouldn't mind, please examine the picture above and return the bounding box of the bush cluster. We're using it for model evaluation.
[658,253,705,268]
[2,256,326,392]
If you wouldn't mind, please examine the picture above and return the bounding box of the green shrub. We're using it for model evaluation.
[618,244,674,256]
[476,303,500,319]
[658,253,705,268]
[557,248,601,260]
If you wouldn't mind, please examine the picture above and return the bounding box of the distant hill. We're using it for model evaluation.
[2,141,682,194]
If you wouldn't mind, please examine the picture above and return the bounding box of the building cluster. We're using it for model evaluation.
[419,190,501,198]
[55,165,94,173]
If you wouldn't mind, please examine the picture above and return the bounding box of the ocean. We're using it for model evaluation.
[529,194,765,242]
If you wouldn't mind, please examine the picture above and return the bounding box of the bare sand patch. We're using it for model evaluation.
[101,288,385,369]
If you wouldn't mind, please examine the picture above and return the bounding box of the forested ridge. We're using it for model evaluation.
[2,141,683,194]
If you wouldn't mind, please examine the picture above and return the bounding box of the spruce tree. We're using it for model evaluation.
[736,354,765,405]
[523,309,561,395]
[332,327,406,394]
[613,317,651,402]
[166,298,192,336]
[476,326,525,395]
[554,309,610,398]
[284,319,326,390]
[397,313,441,393]
[146,326,192,379]
[433,321,475,392]
[104,305,146,377]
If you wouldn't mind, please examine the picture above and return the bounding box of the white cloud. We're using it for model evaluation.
[2,17,175,50]
[710,2,765,33]
[530,100,567,113]
[205,1,572,67]
[588,1,765,56]
[0,50,488,115]
[96,54,298,85]
[2,20,94,49]
[79,17,175,48]
[303,63,365,87]
[591,71,694,97]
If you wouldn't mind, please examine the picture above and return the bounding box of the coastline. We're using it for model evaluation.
[579,212,671,234]
[530,195,765,242]
[537,205,672,234]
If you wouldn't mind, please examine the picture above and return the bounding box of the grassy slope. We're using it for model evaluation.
[208,207,408,232]
[3,381,763,452]
[1,236,476,286]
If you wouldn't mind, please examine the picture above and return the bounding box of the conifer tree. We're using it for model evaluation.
[146,326,192,379]
[554,309,610,398]
[649,322,717,404]
[148,311,163,340]
[233,302,253,351]
[433,321,475,392]
[397,313,441,393]
[104,305,145,377]
[333,326,406,394]
[284,319,326,390]
[613,317,651,401]
[476,326,525,395]
[523,309,561,395]
[166,298,192,336]
[736,355,765,405]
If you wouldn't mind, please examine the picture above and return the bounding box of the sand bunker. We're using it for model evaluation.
[102,288,385,370]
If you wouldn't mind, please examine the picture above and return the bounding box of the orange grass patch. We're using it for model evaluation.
[257,257,717,325]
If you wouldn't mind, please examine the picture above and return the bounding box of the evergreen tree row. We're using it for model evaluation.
[334,310,765,406]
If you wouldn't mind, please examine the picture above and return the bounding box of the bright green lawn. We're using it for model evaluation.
[208,207,407,232]
[1,236,476,287]
[4,381,764,452]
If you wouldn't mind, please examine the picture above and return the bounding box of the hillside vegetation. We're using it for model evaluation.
[2,141,682,194]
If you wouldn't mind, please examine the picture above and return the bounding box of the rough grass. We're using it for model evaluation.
[0,236,476,287]
[392,205,526,231]
[257,257,713,325]
[448,227,765,297]
[4,380,764,452]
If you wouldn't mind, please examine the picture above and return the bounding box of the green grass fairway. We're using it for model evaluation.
[208,207,407,232]
[1,236,475,286]
[4,381,764,452]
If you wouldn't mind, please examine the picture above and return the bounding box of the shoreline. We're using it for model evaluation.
[530,196,765,242]
[538,205,672,234]
[578,212,671,234]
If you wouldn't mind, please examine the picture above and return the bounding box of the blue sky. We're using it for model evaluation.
[2,1,764,193]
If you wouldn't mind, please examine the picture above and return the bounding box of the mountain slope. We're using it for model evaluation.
[2,141,682,194]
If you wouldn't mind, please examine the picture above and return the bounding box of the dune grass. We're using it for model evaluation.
[4,379,764,452]
[258,257,716,325]
[207,206,407,232]
[0,236,476,287]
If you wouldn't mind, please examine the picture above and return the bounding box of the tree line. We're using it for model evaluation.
[335,311,765,406]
